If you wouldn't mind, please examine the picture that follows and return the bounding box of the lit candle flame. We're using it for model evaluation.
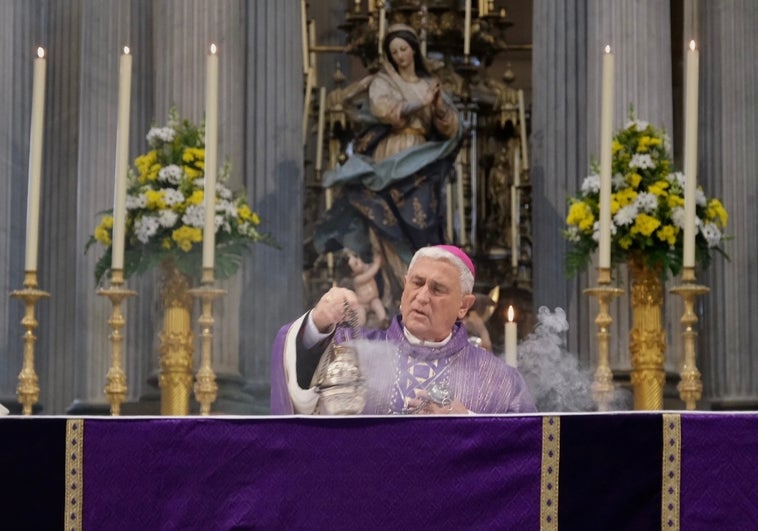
[507,305,515,322]
[36,47,45,59]
[689,40,696,51]
[604,44,611,54]
[210,43,217,54]
[123,46,130,55]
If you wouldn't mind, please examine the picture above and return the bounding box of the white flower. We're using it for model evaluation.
[217,183,233,200]
[134,216,160,243]
[696,188,707,207]
[611,173,626,190]
[634,192,658,213]
[625,119,649,132]
[629,153,655,170]
[157,209,178,228]
[182,204,205,228]
[591,220,616,242]
[671,207,686,229]
[158,164,184,185]
[581,174,600,195]
[146,126,176,147]
[126,193,147,210]
[565,226,581,242]
[162,189,185,207]
[614,204,638,227]
[668,171,686,190]
[701,222,722,247]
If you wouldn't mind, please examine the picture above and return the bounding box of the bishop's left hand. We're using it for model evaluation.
[407,389,469,415]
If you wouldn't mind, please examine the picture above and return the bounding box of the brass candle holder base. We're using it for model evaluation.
[10,271,50,415]
[188,267,227,415]
[583,267,624,411]
[96,269,137,416]
[669,266,709,410]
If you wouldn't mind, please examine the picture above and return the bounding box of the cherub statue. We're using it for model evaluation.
[345,247,388,328]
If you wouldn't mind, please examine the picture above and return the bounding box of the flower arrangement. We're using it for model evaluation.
[87,108,275,284]
[564,113,729,278]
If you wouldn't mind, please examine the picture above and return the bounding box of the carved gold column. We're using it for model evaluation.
[670,267,709,410]
[10,271,50,415]
[583,268,624,411]
[158,260,194,415]
[628,256,666,410]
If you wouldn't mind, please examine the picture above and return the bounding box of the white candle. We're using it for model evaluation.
[203,43,219,270]
[300,0,309,75]
[511,148,520,269]
[598,45,614,269]
[463,0,472,56]
[24,47,47,272]
[377,3,386,57]
[683,40,699,268]
[504,305,518,367]
[111,47,133,272]
[315,87,326,172]
[308,20,318,86]
[517,90,529,171]
[456,156,466,245]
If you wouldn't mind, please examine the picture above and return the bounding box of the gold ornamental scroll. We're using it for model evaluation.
[158,260,195,415]
[628,256,667,410]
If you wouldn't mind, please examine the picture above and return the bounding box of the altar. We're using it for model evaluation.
[1,412,756,530]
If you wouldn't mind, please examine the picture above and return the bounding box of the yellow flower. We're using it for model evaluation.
[145,189,166,210]
[187,190,204,205]
[94,215,114,245]
[615,188,637,208]
[628,173,642,189]
[135,150,158,175]
[238,205,260,225]
[184,166,202,178]
[172,226,203,252]
[667,194,684,209]
[612,140,622,153]
[648,180,670,197]
[630,213,661,237]
[656,224,678,246]
[637,135,662,152]
[161,238,173,250]
[618,235,633,250]
[182,147,205,163]
[566,201,594,232]
[706,198,728,228]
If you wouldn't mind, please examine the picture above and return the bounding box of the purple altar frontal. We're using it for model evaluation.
[1,412,757,530]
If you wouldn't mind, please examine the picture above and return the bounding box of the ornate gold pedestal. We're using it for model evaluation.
[188,268,226,415]
[10,271,49,415]
[628,256,666,410]
[583,268,624,411]
[158,261,194,415]
[670,267,709,410]
[97,269,137,415]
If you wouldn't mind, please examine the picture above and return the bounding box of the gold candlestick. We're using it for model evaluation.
[583,267,623,411]
[10,271,50,415]
[96,269,137,415]
[188,268,226,415]
[669,266,709,410]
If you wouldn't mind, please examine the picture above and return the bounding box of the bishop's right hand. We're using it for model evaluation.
[311,287,360,333]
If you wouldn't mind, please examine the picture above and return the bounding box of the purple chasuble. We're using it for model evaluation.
[271,315,536,414]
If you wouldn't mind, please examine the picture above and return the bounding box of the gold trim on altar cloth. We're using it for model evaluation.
[65,418,84,531]
[662,413,681,530]
[541,416,560,531]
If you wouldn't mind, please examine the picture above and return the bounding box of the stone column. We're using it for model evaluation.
[698,0,758,407]
[533,0,676,399]
[240,0,305,412]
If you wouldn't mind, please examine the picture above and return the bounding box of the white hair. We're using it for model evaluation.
[407,247,474,294]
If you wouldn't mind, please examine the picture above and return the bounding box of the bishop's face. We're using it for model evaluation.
[400,257,474,341]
